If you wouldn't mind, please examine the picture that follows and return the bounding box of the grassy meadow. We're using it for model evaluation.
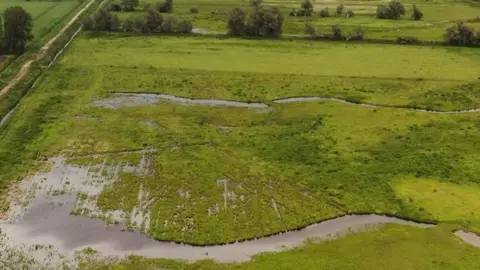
[67,34,480,111]
[1,34,479,244]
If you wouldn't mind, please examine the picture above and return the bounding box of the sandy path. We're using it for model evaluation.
[96,93,480,114]
[0,0,98,100]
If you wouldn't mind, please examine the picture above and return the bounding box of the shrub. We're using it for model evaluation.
[120,0,139,11]
[336,4,344,16]
[411,4,423,21]
[3,6,33,54]
[319,7,329,17]
[121,17,135,32]
[396,36,420,44]
[376,1,405,20]
[245,6,284,37]
[189,7,198,13]
[145,8,163,32]
[107,3,121,12]
[349,25,364,40]
[331,24,344,40]
[345,10,354,18]
[227,7,246,36]
[85,9,120,31]
[156,0,173,13]
[444,21,477,46]
[162,17,192,33]
[300,0,314,16]
[250,0,263,7]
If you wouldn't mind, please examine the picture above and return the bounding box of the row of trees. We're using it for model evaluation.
[444,22,480,46]
[84,8,192,34]
[228,6,284,37]
[376,1,423,21]
[0,6,33,54]
[108,0,173,13]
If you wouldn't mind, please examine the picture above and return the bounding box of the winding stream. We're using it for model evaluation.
[94,93,480,114]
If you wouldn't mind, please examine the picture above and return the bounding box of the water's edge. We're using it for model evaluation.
[97,93,480,114]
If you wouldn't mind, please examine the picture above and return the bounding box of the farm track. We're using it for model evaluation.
[102,93,480,114]
[0,0,98,100]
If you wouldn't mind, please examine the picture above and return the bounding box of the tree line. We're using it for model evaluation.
[0,6,34,54]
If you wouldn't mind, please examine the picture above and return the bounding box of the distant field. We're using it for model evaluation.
[113,0,480,41]
[66,34,480,111]
[0,0,82,46]
[82,225,480,270]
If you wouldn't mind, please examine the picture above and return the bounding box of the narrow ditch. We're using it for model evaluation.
[94,93,480,114]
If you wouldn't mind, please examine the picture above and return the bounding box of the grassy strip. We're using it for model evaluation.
[0,0,105,121]
[80,224,480,270]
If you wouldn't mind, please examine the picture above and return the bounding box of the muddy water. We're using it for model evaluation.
[1,155,480,264]
[93,93,480,114]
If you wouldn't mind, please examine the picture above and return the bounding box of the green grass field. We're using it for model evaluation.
[1,34,479,245]
[82,225,480,269]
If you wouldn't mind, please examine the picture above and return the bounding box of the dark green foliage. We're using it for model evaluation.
[331,24,344,40]
[336,4,344,16]
[245,6,284,37]
[250,0,263,7]
[156,0,173,13]
[411,4,423,21]
[304,23,316,36]
[319,7,329,18]
[107,3,121,12]
[84,9,120,31]
[377,1,405,20]
[227,8,246,36]
[345,10,354,18]
[162,17,193,34]
[189,7,198,14]
[3,6,33,54]
[300,0,314,17]
[349,25,364,41]
[145,8,163,32]
[444,22,480,46]
[120,0,139,11]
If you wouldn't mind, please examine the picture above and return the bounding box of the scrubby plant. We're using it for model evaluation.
[411,4,423,21]
[444,21,479,46]
[120,0,139,11]
[245,6,284,37]
[189,7,198,13]
[376,1,405,20]
[250,0,263,7]
[349,25,364,40]
[336,4,344,16]
[319,7,329,17]
[156,0,173,13]
[300,0,314,16]
[145,8,163,32]
[345,10,354,18]
[304,23,316,36]
[84,9,120,31]
[396,36,420,44]
[227,7,246,36]
[331,24,344,40]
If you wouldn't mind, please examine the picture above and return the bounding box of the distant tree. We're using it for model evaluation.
[336,4,344,16]
[89,9,120,31]
[331,24,344,40]
[250,0,263,7]
[161,17,192,33]
[345,10,354,18]
[376,5,391,19]
[349,25,364,40]
[411,4,423,21]
[189,7,199,13]
[133,15,149,33]
[121,17,136,32]
[444,21,475,46]
[145,8,163,32]
[120,0,139,11]
[388,0,405,19]
[319,7,329,17]
[156,0,173,13]
[227,8,246,36]
[300,0,314,16]
[3,6,33,54]
[246,6,284,37]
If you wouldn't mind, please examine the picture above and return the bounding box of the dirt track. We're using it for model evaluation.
[0,0,98,100]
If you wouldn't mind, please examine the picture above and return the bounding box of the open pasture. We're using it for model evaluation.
[1,35,479,245]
